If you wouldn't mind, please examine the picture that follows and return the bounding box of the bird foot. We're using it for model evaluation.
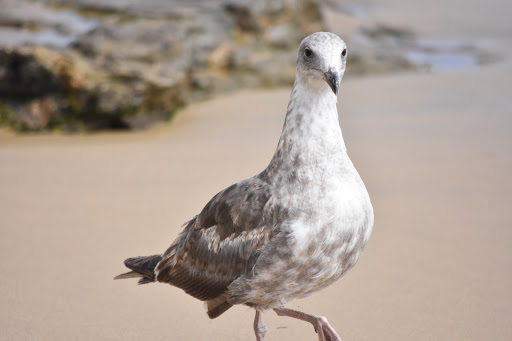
[313,315,341,341]
[273,306,341,341]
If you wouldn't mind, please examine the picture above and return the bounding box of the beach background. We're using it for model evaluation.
[1,0,511,340]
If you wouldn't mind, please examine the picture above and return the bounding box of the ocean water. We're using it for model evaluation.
[406,39,486,71]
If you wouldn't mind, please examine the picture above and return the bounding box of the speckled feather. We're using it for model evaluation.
[117,32,374,321]
[154,178,275,312]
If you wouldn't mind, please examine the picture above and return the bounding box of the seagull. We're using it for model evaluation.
[115,32,374,341]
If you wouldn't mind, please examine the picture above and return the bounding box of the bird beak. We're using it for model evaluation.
[323,69,339,95]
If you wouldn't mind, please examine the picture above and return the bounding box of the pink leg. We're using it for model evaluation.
[273,306,342,341]
[254,310,267,341]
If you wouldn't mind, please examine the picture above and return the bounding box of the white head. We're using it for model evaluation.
[296,32,347,95]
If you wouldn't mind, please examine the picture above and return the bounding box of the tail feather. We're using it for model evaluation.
[114,254,162,284]
[114,271,142,280]
[206,294,233,319]
[116,254,234,318]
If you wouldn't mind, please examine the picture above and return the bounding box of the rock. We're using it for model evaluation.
[20,96,58,130]
[208,42,236,70]
[224,3,261,33]
[0,0,326,131]
[0,48,61,98]
[266,24,302,49]
[1,0,487,132]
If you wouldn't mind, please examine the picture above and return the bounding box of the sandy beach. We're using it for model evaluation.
[1,0,511,340]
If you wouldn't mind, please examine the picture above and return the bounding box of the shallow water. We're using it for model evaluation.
[406,51,478,71]
[407,38,488,71]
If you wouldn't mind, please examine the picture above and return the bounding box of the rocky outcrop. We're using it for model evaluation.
[3,0,485,132]
[0,0,324,131]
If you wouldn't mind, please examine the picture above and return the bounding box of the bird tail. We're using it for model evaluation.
[114,255,163,285]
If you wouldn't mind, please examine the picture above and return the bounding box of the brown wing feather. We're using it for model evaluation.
[155,177,273,306]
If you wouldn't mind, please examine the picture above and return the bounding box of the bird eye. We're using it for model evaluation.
[341,48,347,57]
[304,48,312,57]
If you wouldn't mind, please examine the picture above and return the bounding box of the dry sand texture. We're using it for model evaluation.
[1,0,512,340]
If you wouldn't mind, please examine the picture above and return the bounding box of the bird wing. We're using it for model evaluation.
[155,176,274,304]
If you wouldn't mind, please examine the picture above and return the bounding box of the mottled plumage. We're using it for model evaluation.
[155,178,274,317]
[115,32,374,341]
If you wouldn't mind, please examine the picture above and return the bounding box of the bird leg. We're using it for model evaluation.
[273,306,341,341]
[254,310,267,341]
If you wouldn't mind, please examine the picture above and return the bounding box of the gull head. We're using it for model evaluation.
[296,32,347,95]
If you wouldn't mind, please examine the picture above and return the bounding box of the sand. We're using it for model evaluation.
[1,1,511,340]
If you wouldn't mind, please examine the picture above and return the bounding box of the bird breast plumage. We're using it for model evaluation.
[227,162,373,310]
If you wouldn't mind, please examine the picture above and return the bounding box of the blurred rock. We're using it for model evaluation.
[208,42,236,70]
[2,0,463,132]
[0,0,325,131]
[266,24,303,49]
[224,3,261,33]
[345,24,417,76]
[344,23,493,75]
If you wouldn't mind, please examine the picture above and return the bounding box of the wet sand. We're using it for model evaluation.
[1,1,512,340]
